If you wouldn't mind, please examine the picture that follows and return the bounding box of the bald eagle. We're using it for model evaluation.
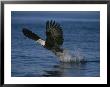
[22,20,65,60]
[22,20,84,62]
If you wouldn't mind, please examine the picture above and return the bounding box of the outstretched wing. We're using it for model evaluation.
[22,28,40,41]
[22,28,45,46]
[45,20,63,49]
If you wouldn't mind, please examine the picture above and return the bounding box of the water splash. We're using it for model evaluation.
[55,48,85,63]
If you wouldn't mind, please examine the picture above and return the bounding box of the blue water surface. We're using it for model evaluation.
[11,11,100,77]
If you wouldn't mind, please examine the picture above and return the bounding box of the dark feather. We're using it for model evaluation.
[22,28,40,41]
[45,20,64,50]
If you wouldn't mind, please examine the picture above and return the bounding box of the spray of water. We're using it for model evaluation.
[55,48,85,63]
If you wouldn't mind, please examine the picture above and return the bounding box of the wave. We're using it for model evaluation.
[55,48,99,63]
[55,48,84,63]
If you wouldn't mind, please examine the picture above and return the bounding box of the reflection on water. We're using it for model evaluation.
[42,62,88,77]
